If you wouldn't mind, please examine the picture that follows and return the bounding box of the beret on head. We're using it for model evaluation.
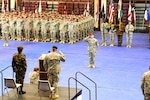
[52,46,58,49]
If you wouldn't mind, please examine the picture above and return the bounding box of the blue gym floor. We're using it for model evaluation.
[0,31,150,100]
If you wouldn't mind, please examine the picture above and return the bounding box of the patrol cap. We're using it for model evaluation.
[52,46,58,49]
[17,46,23,51]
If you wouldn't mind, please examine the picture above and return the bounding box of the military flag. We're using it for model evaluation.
[58,3,61,13]
[10,0,15,11]
[6,2,9,12]
[38,0,42,13]
[83,4,86,16]
[128,1,132,21]
[77,1,80,15]
[72,0,75,14]
[131,6,136,23]
[35,8,38,13]
[64,2,67,14]
[1,0,5,13]
[87,1,90,13]
[46,1,48,8]
[142,6,148,29]
[14,0,16,10]
[22,1,25,11]
[144,7,148,23]
[131,6,136,29]
[148,4,150,21]
[118,0,122,20]
[108,0,115,23]
[95,3,99,21]
[100,3,105,19]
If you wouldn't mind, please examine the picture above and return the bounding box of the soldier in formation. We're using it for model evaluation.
[59,20,68,44]
[109,23,116,46]
[116,22,125,46]
[0,12,95,45]
[1,18,9,46]
[16,16,24,41]
[33,16,41,42]
[125,20,134,48]
[9,15,17,40]
[100,19,109,46]
[41,17,50,42]
[24,17,33,41]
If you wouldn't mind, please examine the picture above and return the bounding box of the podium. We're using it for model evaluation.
[39,55,47,80]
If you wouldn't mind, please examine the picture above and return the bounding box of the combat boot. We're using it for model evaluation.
[110,43,114,47]
[101,42,104,46]
[52,94,59,99]
[91,64,95,68]
[104,42,107,46]
[87,64,92,68]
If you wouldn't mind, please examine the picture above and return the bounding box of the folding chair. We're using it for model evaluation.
[38,80,55,100]
[4,77,22,99]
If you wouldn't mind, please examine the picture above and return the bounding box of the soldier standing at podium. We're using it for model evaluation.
[43,46,66,99]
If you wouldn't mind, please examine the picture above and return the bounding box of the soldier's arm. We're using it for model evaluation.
[130,25,134,32]
[141,75,145,95]
[59,51,66,62]
[96,40,99,51]
[23,54,27,68]
[12,56,16,72]
[125,25,128,33]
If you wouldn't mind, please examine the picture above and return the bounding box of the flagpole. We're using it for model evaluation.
[52,0,54,12]
[133,0,136,29]
[28,0,30,12]
[78,0,80,15]
[142,0,147,30]
[72,0,74,15]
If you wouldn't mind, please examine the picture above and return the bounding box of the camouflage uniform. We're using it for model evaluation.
[109,24,116,46]
[100,21,109,46]
[68,22,75,44]
[41,18,50,42]
[43,49,66,88]
[141,69,150,100]
[12,46,27,94]
[50,21,59,43]
[116,23,125,46]
[9,17,16,40]
[73,21,79,42]
[89,17,95,34]
[24,18,33,41]
[33,18,41,42]
[125,22,134,48]
[1,19,9,46]
[84,34,99,68]
[59,21,68,44]
[16,17,24,41]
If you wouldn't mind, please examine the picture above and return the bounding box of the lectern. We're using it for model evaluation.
[39,54,47,80]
